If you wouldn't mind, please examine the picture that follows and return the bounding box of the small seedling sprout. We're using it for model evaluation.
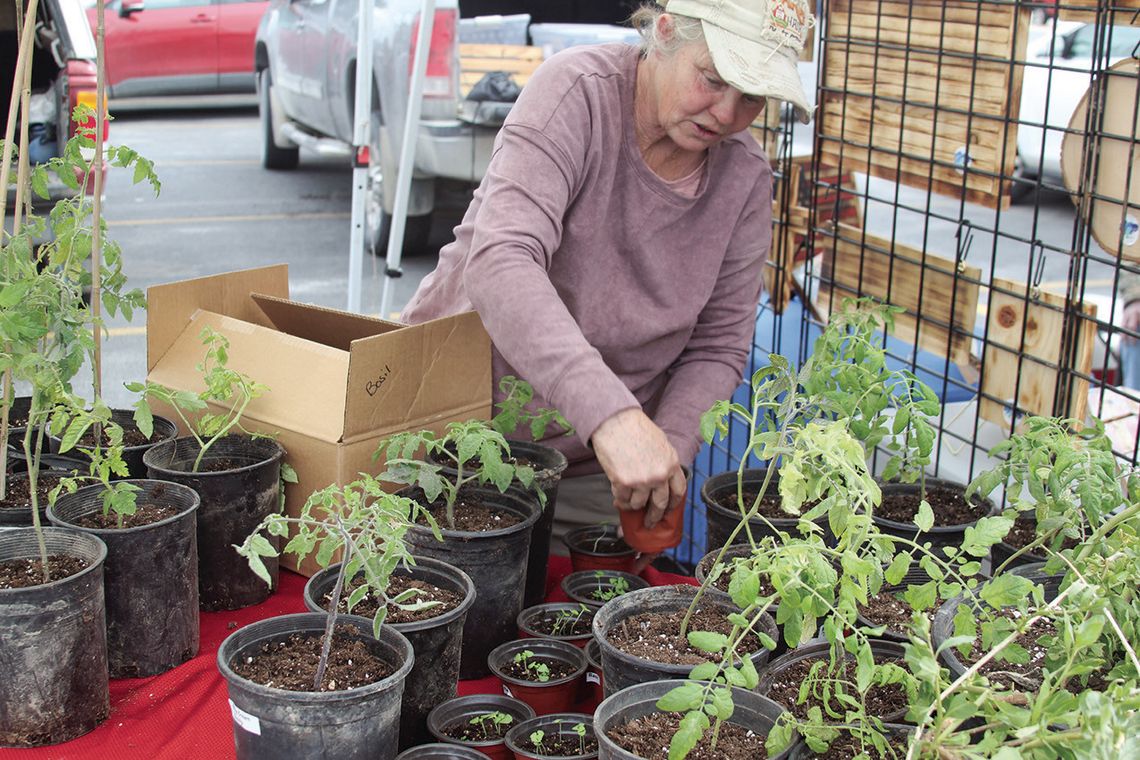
[513,649,551,682]
[469,711,513,739]
[529,729,545,752]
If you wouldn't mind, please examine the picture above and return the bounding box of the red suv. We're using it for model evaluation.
[85,0,267,98]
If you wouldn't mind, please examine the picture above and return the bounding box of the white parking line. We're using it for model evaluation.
[106,211,350,227]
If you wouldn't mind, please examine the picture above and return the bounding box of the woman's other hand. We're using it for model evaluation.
[590,408,687,529]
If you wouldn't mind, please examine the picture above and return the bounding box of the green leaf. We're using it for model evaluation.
[902,580,937,611]
[687,631,728,654]
[656,683,703,712]
[740,654,759,689]
[667,711,709,760]
[688,662,719,682]
[980,574,1035,608]
[914,499,935,532]
[1075,615,1106,649]
[884,552,912,585]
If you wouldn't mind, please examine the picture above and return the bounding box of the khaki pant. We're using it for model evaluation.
[549,472,617,556]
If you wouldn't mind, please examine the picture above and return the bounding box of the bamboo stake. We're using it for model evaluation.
[0,0,40,242]
[91,0,106,400]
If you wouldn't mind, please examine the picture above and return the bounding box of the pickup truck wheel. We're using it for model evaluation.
[368,208,434,257]
[259,69,299,170]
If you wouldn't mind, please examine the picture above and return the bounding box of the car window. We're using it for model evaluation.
[1066,25,1096,58]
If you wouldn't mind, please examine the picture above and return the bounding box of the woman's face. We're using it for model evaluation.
[648,40,768,152]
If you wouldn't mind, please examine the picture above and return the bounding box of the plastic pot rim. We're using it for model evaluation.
[403,485,542,541]
[488,638,588,689]
[216,612,414,703]
[700,468,812,527]
[48,410,178,454]
[143,435,285,478]
[504,712,597,760]
[303,557,477,634]
[562,524,634,559]
[517,602,596,643]
[395,743,490,759]
[592,584,775,673]
[0,526,107,594]
[427,693,537,748]
[46,478,200,536]
[871,478,998,534]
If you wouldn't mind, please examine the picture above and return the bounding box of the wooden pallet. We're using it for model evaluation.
[821,0,1031,209]
[979,278,1097,427]
[818,223,981,366]
[459,43,544,97]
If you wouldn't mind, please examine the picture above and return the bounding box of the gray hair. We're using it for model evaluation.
[631,5,706,56]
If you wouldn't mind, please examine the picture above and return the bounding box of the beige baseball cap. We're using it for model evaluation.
[662,0,815,123]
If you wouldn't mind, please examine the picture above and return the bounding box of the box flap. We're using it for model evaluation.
[343,312,492,440]
[147,310,349,443]
[250,293,402,351]
[147,265,289,373]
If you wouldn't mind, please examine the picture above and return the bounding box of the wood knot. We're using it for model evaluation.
[997,305,1018,328]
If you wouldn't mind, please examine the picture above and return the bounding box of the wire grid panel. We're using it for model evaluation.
[674,0,1140,566]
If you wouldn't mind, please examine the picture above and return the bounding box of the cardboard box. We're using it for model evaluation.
[146,265,492,575]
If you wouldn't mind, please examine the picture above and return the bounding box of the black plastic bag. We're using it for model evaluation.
[466,71,523,103]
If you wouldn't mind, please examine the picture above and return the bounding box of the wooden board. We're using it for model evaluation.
[818,223,981,365]
[1060,0,1140,23]
[459,44,543,97]
[979,277,1097,427]
[822,0,1032,209]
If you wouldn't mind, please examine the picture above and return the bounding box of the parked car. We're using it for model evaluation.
[3,0,103,210]
[84,0,267,98]
[1015,20,1140,200]
[254,0,637,254]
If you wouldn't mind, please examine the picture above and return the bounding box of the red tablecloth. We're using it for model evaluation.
[1,556,695,759]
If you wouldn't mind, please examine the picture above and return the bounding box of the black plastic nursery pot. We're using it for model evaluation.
[561,570,650,610]
[303,556,476,750]
[518,602,595,648]
[594,679,796,760]
[404,484,541,679]
[5,450,85,476]
[0,468,82,527]
[872,478,996,561]
[505,712,598,760]
[217,612,413,760]
[562,525,636,574]
[52,409,178,479]
[143,434,285,611]
[592,584,778,698]
[2,396,53,459]
[702,468,827,554]
[0,527,109,747]
[989,516,1081,572]
[427,693,537,760]
[932,573,1063,681]
[48,479,200,678]
[756,639,911,724]
[396,744,490,760]
[488,638,588,716]
[509,441,568,608]
[428,440,568,609]
[694,544,791,656]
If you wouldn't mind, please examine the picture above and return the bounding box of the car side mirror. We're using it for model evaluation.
[119,0,145,18]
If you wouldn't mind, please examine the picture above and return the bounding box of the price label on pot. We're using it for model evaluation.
[501,685,514,697]
[586,672,601,685]
[229,699,262,736]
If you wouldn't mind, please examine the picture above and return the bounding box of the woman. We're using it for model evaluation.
[401,0,814,559]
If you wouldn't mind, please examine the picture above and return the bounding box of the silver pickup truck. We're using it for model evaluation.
[253,0,637,254]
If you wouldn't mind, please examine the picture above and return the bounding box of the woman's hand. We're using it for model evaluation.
[590,408,687,529]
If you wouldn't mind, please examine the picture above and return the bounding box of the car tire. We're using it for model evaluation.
[259,68,299,171]
[368,208,435,258]
[365,111,433,256]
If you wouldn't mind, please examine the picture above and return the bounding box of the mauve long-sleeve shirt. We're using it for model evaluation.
[401,43,772,476]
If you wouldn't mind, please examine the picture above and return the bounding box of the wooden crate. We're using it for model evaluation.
[979,278,1097,427]
[821,0,1031,209]
[818,223,981,366]
[459,44,544,97]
